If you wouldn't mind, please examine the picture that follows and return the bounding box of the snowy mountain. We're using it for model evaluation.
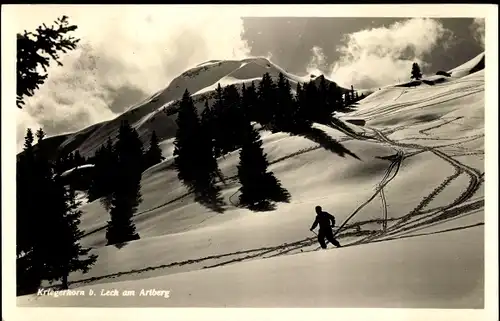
[22,57,348,161]
[448,52,485,78]
[17,52,486,309]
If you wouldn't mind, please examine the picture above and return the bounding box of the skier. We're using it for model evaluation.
[310,205,342,249]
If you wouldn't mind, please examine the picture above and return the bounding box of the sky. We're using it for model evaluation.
[5,5,486,151]
[243,17,485,87]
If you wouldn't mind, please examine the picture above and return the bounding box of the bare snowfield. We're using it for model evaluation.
[16,227,484,308]
[13,52,494,318]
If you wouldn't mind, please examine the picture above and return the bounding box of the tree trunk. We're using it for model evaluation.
[61,273,69,290]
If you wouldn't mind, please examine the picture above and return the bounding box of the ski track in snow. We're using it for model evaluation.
[347,127,483,246]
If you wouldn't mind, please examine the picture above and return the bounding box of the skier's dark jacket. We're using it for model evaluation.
[310,211,336,232]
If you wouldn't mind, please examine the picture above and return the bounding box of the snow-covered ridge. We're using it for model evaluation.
[26,57,348,160]
[448,52,485,78]
[387,52,485,89]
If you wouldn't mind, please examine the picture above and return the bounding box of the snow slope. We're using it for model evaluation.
[448,52,485,78]
[16,53,488,311]
[18,226,483,308]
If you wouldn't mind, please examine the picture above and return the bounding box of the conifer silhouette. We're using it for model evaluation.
[144,130,165,170]
[411,62,423,80]
[105,121,143,246]
[45,180,97,289]
[274,72,295,132]
[237,120,290,210]
[17,16,80,109]
[173,89,203,187]
[257,72,277,127]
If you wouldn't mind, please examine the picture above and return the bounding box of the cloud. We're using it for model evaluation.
[265,51,274,61]
[470,18,485,48]
[328,18,454,89]
[306,46,328,76]
[11,5,250,150]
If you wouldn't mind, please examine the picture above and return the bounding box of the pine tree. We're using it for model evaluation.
[194,121,221,201]
[326,82,341,114]
[17,128,37,229]
[241,83,248,117]
[17,128,41,295]
[74,150,84,167]
[291,82,312,133]
[17,16,80,109]
[411,62,423,80]
[210,84,225,158]
[87,137,117,204]
[174,89,222,202]
[222,84,241,110]
[17,128,88,294]
[237,120,290,210]
[44,180,97,289]
[304,80,320,122]
[54,156,64,175]
[67,152,75,169]
[24,128,35,150]
[242,81,259,123]
[200,100,212,132]
[144,130,164,170]
[217,85,235,154]
[316,76,330,123]
[173,89,202,187]
[200,100,225,185]
[221,84,245,152]
[201,100,222,158]
[274,73,295,132]
[103,137,117,202]
[35,128,45,143]
[256,73,277,127]
[105,121,143,246]
[31,129,54,226]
